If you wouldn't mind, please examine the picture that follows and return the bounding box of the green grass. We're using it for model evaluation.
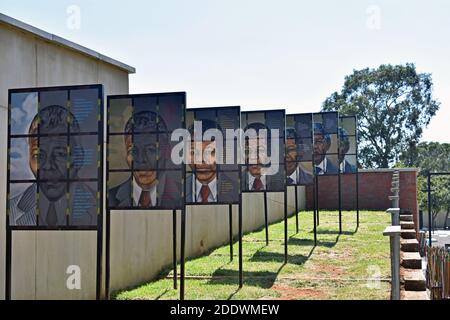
[115,210,391,300]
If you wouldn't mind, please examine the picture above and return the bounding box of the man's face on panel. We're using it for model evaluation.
[189,140,217,185]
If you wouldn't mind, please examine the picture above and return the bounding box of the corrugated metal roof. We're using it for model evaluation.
[0,12,136,74]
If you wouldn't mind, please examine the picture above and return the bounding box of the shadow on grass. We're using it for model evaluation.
[207,269,280,289]
[248,251,309,266]
[288,237,338,248]
[311,229,356,236]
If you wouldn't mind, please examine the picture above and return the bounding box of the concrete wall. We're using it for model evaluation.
[305,168,419,230]
[0,23,130,300]
[421,211,450,230]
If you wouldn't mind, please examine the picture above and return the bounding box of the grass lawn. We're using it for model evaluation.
[115,210,391,300]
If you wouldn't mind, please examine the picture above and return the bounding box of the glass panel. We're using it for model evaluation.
[38,181,68,227]
[340,154,357,174]
[315,153,339,176]
[38,135,69,181]
[70,88,98,133]
[107,171,132,208]
[340,117,356,135]
[218,171,239,203]
[159,170,183,208]
[10,92,38,135]
[10,137,36,181]
[108,134,131,170]
[158,94,184,132]
[133,96,157,124]
[39,90,68,134]
[322,112,338,134]
[109,98,132,133]
[298,161,314,185]
[70,181,98,226]
[8,182,37,226]
[132,133,158,171]
[294,114,312,138]
[70,134,98,179]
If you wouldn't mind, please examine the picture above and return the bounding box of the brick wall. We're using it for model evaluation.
[305,168,419,230]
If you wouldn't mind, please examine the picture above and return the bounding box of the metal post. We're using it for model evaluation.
[180,208,186,300]
[313,177,317,246]
[295,185,299,233]
[316,176,320,226]
[5,226,11,300]
[238,198,243,288]
[284,189,288,264]
[105,209,111,299]
[338,171,342,234]
[228,204,233,261]
[383,226,401,300]
[356,169,359,227]
[96,216,103,300]
[264,191,269,246]
[389,195,399,209]
[172,209,177,289]
[427,173,432,247]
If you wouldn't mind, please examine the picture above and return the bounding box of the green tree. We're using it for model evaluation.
[322,63,440,168]
[403,142,450,229]
[400,141,450,173]
[418,175,450,229]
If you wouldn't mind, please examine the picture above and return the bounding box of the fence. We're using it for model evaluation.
[426,246,450,300]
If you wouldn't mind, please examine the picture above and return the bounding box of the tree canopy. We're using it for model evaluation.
[322,63,440,168]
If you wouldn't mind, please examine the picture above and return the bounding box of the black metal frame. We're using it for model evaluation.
[338,115,359,228]
[240,110,288,265]
[6,84,104,300]
[184,106,242,293]
[105,92,186,299]
[285,113,315,235]
[312,111,341,238]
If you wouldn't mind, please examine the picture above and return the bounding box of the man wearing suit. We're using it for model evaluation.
[338,127,357,174]
[313,123,339,175]
[285,127,313,185]
[242,122,283,191]
[185,118,238,203]
[285,127,298,186]
[108,110,180,208]
[9,105,97,226]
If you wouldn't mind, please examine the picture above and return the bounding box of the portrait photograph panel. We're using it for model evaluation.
[186,107,240,204]
[8,85,104,228]
[107,92,185,210]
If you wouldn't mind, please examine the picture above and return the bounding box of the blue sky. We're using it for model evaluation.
[1,0,449,143]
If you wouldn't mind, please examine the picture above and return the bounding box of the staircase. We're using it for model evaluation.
[399,212,428,300]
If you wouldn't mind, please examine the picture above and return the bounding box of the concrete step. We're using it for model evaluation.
[402,269,426,291]
[400,214,413,222]
[401,252,422,269]
[401,229,417,239]
[401,290,429,300]
[401,239,419,252]
[400,221,415,230]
